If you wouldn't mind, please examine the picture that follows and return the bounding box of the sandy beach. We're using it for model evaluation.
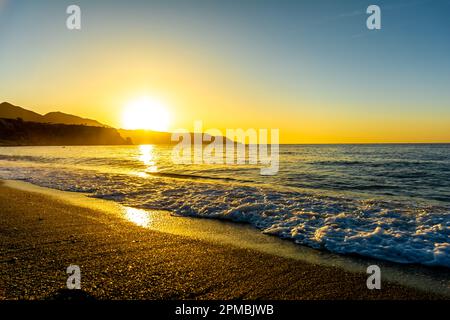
[0,180,447,300]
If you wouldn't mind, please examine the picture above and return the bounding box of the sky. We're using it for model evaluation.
[0,0,449,143]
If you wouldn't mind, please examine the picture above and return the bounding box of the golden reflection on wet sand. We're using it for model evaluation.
[123,206,152,227]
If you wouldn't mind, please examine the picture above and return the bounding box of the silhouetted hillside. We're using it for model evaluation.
[0,102,106,127]
[0,102,43,122]
[41,111,107,127]
[118,129,173,144]
[0,118,130,146]
[119,129,236,145]
[1,102,237,146]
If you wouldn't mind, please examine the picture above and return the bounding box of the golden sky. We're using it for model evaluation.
[1,0,450,143]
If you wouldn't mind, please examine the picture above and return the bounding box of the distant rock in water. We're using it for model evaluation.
[0,118,131,146]
[118,128,236,145]
[0,102,106,127]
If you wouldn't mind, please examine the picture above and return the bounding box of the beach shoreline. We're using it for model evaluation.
[0,180,448,300]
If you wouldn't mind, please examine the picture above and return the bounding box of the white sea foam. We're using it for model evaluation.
[1,144,449,268]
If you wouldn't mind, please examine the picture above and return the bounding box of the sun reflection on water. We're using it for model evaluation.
[123,207,151,227]
[139,145,158,173]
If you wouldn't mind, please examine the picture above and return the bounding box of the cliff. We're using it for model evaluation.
[0,118,130,146]
[0,102,107,127]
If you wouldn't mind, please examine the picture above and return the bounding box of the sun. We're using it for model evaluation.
[122,97,170,131]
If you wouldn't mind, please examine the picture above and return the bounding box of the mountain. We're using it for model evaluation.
[0,118,130,146]
[41,111,106,127]
[1,101,237,146]
[0,102,106,127]
[0,102,43,122]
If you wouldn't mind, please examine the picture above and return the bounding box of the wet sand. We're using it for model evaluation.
[0,181,446,300]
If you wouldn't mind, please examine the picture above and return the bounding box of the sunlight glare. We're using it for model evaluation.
[139,144,158,173]
[123,207,151,227]
[122,97,170,131]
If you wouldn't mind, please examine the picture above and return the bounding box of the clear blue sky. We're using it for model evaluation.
[1,0,449,142]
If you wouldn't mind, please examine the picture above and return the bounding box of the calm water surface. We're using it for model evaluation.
[1,144,449,267]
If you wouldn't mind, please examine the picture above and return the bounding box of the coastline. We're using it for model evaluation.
[0,180,448,300]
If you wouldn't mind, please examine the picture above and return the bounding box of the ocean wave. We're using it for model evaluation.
[147,171,248,183]
[1,144,449,268]
[2,164,449,268]
[131,181,450,267]
[0,154,63,163]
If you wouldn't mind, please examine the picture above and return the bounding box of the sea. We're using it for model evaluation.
[0,144,449,268]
